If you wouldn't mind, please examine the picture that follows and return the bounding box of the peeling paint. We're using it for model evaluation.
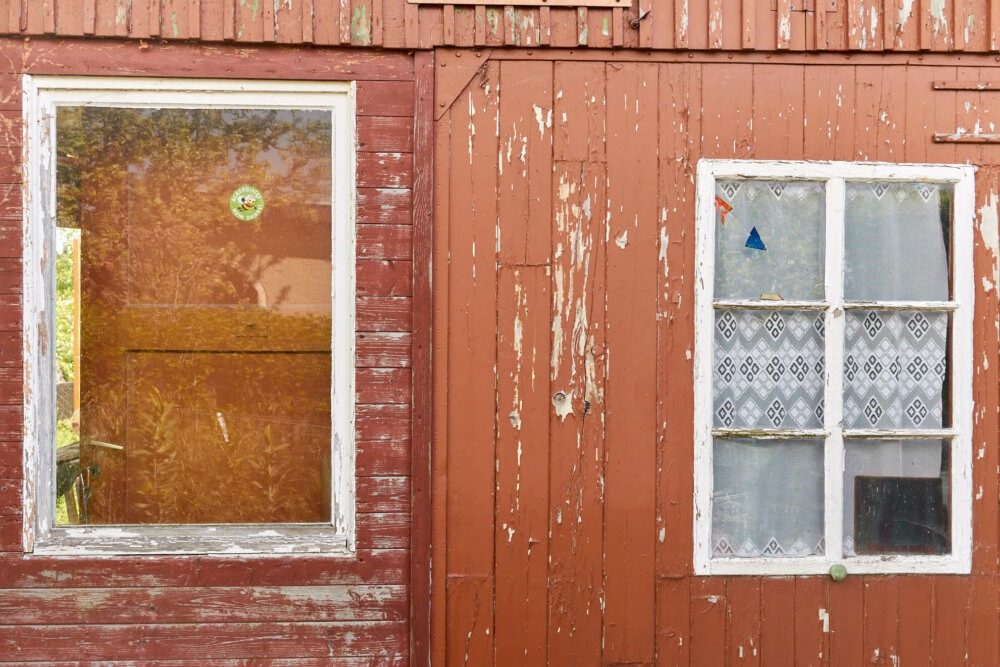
[819,608,830,633]
[615,230,628,249]
[552,390,573,420]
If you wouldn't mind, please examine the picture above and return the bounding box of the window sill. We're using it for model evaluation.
[29,524,351,556]
[698,554,971,576]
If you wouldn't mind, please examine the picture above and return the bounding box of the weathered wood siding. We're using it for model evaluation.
[432,49,1000,665]
[1,0,1000,52]
[0,38,425,664]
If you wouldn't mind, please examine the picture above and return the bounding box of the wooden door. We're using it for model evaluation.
[60,106,334,524]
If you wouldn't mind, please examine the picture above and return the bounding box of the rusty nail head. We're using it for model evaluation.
[591,344,605,356]
[456,52,462,57]
[553,391,567,402]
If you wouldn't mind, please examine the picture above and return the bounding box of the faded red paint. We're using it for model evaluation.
[2,0,1000,51]
[433,51,1000,666]
[0,38,424,664]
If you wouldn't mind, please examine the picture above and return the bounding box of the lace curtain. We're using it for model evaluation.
[711,180,951,558]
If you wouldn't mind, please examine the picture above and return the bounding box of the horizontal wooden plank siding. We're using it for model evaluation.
[0,37,422,663]
[0,0,998,51]
[433,51,1000,665]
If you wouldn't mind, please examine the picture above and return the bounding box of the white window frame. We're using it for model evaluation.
[22,76,357,556]
[694,159,975,576]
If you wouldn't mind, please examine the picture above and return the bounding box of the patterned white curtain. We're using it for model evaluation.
[711,179,951,559]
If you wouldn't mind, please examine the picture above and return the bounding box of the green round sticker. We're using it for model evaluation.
[230,185,264,221]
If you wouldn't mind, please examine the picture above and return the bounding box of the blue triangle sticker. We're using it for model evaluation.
[745,226,766,250]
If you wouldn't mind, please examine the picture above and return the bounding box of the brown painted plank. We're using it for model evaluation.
[602,61,658,665]
[862,577,898,666]
[794,577,828,667]
[364,105,421,144]
[356,511,410,549]
[356,438,409,476]
[358,260,412,297]
[357,225,411,260]
[828,576,864,665]
[357,296,413,331]
[904,65,956,164]
[0,585,407,625]
[753,63,804,160]
[967,576,1000,665]
[357,80,415,116]
[0,622,406,661]
[855,65,907,161]
[430,49,451,667]
[497,60,552,266]
[356,188,412,226]
[701,63,753,158]
[356,404,411,441]
[494,265,550,666]
[444,58,499,667]
[357,367,411,404]
[656,577,690,665]
[931,576,969,665]
[657,62,700,578]
[689,577,727,665]
[553,61,606,163]
[726,577,761,665]
[896,575,932,666]
[760,578,796,664]
[410,48,434,667]
[357,476,409,513]
[357,152,413,189]
[547,158,607,665]
[0,551,407,588]
[803,65,855,161]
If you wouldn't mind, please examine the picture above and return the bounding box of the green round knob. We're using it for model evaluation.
[829,563,848,582]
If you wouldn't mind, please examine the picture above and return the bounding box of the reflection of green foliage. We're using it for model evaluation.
[57,105,334,524]
[54,233,77,382]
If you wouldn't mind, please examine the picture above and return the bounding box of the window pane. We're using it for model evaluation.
[55,106,333,525]
[714,310,825,429]
[843,310,949,430]
[844,182,952,301]
[712,439,825,558]
[843,439,950,556]
[714,180,825,301]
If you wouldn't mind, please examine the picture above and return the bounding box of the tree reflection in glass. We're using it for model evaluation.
[55,106,334,524]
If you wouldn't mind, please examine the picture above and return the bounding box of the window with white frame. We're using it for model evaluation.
[694,160,974,575]
[23,76,356,555]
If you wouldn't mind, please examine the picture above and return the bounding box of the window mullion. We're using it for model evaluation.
[823,177,846,563]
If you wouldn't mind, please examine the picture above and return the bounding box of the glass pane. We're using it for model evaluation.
[843,310,949,430]
[714,310,825,429]
[714,180,826,301]
[843,439,950,556]
[845,182,952,301]
[712,439,825,558]
[55,106,333,525]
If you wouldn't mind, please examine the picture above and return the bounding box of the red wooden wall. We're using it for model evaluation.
[0,38,427,664]
[432,49,1000,665]
[2,0,1000,52]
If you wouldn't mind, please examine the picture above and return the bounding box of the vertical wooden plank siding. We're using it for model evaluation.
[432,53,1000,666]
[443,58,499,667]
[602,61,659,664]
[548,61,607,667]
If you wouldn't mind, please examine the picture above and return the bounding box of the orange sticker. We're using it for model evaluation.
[715,196,733,225]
